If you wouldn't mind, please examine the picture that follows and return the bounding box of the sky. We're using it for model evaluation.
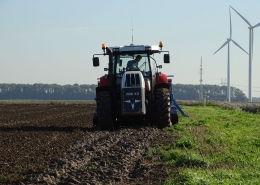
[1,0,260,97]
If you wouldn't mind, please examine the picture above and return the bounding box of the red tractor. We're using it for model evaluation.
[92,42,177,130]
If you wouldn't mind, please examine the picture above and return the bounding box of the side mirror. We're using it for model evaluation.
[119,59,122,67]
[164,54,170,63]
[93,57,100,67]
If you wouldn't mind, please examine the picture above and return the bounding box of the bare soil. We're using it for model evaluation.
[0,103,177,185]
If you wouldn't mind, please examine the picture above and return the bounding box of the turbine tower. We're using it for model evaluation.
[230,6,260,102]
[213,7,248,102]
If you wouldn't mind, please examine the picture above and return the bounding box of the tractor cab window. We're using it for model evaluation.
[115,53,154,92]
[116,54,151,78]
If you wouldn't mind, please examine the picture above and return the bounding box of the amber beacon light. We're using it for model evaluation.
[159,41,163,49]
[102,43,106,50]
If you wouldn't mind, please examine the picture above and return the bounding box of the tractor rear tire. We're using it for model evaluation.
[155,88,172,129]
[97,91,114,130]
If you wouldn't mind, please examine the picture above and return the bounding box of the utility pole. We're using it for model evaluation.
[199,56,204,100]
[221,78,227,86]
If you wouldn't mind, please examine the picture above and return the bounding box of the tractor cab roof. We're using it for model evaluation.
[108,44,161,54]
[100,41,167,55]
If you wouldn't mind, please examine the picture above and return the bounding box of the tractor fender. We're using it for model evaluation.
[99,75,109,87]
[155,72,168,84]
[154,72,170,91]
[154,72,170,97]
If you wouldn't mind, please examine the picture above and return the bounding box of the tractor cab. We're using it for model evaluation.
[93,42,170,89]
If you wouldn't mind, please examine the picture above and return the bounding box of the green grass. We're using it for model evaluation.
[156,105,260,184]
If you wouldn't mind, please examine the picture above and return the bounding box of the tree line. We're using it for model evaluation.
[0,84,96,100]
[172,84,247,102]
[0,83,247,102]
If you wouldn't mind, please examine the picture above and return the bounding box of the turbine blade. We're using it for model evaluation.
[229,7,232,38]
[214,40,229,55]
[231,39,249,55]
[230,6,252,27]
[253,22,260,28]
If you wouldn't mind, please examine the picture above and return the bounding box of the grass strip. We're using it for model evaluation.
[156,105,260,184]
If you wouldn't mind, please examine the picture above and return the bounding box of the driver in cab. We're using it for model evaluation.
[126,55,142,70]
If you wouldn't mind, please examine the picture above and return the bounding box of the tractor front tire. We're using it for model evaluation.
[155,88,172,129]
[97,91,114,130]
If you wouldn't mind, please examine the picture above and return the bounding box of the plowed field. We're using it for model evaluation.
[0,103,176,184]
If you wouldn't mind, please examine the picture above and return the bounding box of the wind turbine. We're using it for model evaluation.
[230,6,260,102]
[214,8,248,102]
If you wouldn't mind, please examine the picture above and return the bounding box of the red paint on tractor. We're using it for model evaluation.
[99,75,109,86]
[156,72,168,84]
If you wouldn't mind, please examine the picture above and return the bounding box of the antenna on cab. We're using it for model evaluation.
[131,17,134,45]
